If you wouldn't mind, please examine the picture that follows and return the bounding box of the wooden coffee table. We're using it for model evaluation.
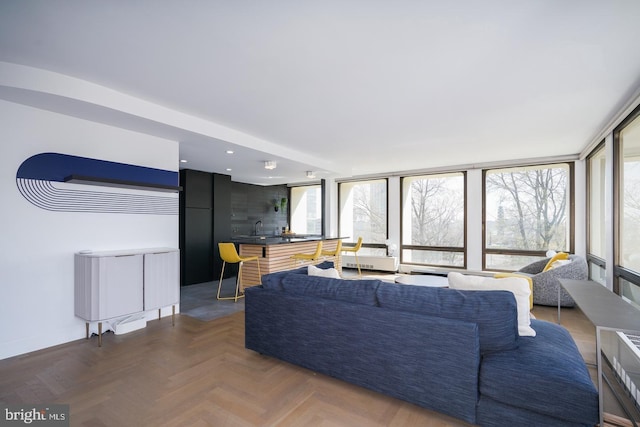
[394,274,449,287]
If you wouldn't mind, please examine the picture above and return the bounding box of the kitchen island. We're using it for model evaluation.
[231,236,344,286]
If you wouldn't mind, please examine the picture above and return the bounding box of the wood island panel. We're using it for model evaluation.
[238,239,342,287]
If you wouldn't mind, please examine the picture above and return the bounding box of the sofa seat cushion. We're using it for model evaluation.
[376,283,519,353]
[280,274,381,306]
[479,319,598,424]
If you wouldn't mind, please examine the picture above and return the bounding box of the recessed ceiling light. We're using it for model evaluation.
[226,168,232,171]
[226,150,234,154]
[264,160,277,170]
[180,159,188,163]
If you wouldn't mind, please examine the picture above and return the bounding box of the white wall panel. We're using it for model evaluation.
[0,100,179,360]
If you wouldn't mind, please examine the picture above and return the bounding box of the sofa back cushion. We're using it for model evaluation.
[448,272,535,337]
[280,274,381,306]
[261,261,335,290]
[376,283,519,353]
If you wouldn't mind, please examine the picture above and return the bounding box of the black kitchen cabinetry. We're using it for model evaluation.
[179,169,231,286]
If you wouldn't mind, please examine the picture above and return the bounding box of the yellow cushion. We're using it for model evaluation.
[543,252,569,272]
[494,273,534,310]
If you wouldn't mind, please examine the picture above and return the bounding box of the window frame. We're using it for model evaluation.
[482,162,575,271]
[586,141,607,281]
[288,183,323,236]
[337,178,389,254]
[613,103,640,295]
[399,171,467,269]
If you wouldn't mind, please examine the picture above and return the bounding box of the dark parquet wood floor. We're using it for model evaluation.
[0,301,595,427]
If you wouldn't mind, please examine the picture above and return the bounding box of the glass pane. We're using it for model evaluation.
[620,114,640,274]
[485,164,570,252]
[402,173,465,247]
[588,147,607,258]
[290,185,322,235]
[485,254,545,271]
[621,278,640,310]
[402,249,464,267]
[588,261,606,285]
[357,247,386,257]
[339,179,387,244]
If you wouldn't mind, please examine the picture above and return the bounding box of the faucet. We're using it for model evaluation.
[254,220,263,236]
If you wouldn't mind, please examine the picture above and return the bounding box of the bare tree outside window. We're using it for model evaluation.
[622,162,640,272]
[402,173,465,267]
[619,113,640,277]
[485,164,570,270]
[409,176,464,247]
[352,183,386,243]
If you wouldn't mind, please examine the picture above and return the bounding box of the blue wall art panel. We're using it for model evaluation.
[16,153,179,215]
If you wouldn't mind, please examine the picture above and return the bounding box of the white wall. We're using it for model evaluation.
[466,169,484,271]
[0,100,179,360]
[573,159,587,257]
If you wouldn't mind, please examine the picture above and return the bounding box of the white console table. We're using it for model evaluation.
[74,247,179,346]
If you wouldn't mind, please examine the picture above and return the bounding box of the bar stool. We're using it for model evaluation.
[321,239,342,268]
[218,242,261,302]
[291,241,323,266]
[342,237,363,276]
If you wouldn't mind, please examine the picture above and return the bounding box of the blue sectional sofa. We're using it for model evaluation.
[244,265,598,426]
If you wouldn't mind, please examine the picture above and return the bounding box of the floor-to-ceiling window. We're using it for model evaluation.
[483,163,573,270]
[587,143,607,284]
[290,184,322,235]
[338,179,388,255]
[401,172,466,268]
[615,105,640,307]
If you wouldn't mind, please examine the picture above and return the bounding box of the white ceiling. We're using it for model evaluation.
[1,1,640,185]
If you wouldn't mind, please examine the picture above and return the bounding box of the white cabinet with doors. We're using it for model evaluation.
[75,247,179,346]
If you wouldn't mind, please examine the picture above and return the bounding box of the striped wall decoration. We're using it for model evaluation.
[16,153,179,215]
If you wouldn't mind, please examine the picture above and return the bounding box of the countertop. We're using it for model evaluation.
[230,235,343,246]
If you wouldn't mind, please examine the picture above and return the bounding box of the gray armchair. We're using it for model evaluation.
[517,255,588,307]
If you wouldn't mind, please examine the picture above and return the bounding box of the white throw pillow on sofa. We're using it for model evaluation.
[447,272,536,337]
[308,264,341,279]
